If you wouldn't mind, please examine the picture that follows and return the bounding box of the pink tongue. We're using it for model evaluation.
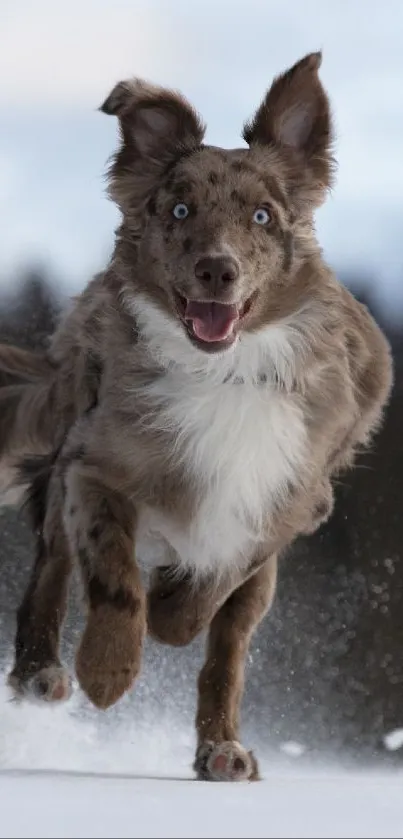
[185,301,239,342]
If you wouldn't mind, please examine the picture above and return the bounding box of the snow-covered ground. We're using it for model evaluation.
[3,768,403,839]
[1,676,403,839]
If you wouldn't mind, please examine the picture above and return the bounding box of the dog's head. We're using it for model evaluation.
[101,52,335,354]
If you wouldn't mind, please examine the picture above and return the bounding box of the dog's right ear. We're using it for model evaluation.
[243,53,335,207]
[100,79,205,206]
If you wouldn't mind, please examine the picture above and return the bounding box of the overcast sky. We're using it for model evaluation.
[1,0,402,317]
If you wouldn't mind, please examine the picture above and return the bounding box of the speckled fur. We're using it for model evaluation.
[0,52,393,781]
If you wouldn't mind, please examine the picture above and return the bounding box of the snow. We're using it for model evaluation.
[3,768,403,839]
[383,728,403,752]
[1,677,403,839]
[279,740,306,758]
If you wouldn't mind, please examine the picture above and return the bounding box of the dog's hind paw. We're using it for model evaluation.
[7,663,72,703]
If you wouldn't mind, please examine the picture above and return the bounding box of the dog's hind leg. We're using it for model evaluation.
[147,544,275,648]
[8,461,73,702]
[147,563,229,647]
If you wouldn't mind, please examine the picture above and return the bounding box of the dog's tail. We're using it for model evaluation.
[0,343,54,386]
[0,372,57,507]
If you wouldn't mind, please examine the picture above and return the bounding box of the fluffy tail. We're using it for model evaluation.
[0,356,57,506]
[0,343,54,386]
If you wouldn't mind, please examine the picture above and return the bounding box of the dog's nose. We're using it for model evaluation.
[194,255,239,291]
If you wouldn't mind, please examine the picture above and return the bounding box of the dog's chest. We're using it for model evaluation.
[136,375,307,578]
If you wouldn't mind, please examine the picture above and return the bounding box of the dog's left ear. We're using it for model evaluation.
[243,52,335,203]
[99,78,206,209]
[100,79,205,160]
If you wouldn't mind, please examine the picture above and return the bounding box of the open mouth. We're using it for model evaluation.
[174,291,255,352]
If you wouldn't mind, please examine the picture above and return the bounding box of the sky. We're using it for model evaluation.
[0,0,403,318]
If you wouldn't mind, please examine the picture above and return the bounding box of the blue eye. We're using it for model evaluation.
[173,203,189,219]
[253,207,271,225]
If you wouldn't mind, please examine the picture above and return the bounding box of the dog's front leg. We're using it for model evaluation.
[194,556,277,782]
[64,458,146,709]
[148,553,277,781]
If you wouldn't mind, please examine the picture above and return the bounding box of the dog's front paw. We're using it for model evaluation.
[76,604,145,709]
[193,740,260,782]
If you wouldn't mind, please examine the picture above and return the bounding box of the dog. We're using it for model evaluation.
[0,52,393,781]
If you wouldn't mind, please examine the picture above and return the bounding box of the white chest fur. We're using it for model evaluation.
[135,367,307,581]
[131,294,309,580]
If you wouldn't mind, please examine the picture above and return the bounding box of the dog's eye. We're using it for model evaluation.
[253,207,271,225]
[173,203,189,220]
